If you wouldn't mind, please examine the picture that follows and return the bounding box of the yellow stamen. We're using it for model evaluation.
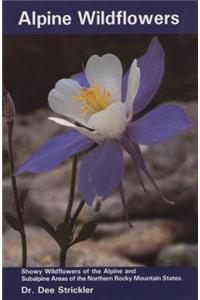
[74,84,111,116]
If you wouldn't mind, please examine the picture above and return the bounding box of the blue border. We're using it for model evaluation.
[3,1,198,34]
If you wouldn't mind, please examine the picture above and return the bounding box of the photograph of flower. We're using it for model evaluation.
[3,34,197,267]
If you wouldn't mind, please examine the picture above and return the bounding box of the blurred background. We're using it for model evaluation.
[3,34,197,267]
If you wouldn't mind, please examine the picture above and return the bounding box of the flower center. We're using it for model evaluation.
[74,85,111,115]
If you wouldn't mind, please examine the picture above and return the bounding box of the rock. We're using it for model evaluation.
[22,164,77,225]
[94,222,129,238]
[3,170,121,229]
[3,179,28,231]
[98,219,193,261]
[3,226,139,267]
[3,109,62,177]
[3,162,86,228]
[68,243,140,267]
[156,243,198,266]
[3,226,58,267]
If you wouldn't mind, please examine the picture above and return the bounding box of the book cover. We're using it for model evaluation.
[3,0,197,299]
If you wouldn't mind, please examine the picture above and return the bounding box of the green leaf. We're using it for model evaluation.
[71,221,97,245]
[39,219,57,241]
[56,222,72,248]
[5,212,21,232]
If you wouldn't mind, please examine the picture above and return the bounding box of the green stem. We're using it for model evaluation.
[64,155,78,223]
[70,200,85,229]
[59,246,68,268]
[59,155,78,267]
[7,121,27,267]
[59,200,85,267]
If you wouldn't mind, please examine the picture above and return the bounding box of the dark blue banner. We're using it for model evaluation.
[3,1,198,34]
[3,267,198,300]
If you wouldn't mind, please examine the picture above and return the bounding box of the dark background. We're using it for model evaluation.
[3,34,197,113]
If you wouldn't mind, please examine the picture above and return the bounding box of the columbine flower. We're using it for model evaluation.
[16,37,192,222]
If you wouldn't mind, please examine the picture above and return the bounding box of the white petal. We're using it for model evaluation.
[48,117,103,143]
[85,54,122,102]
[125,59,140,121]
[88,102,127,139]
[48,78,89,126]
[48,117,78,128]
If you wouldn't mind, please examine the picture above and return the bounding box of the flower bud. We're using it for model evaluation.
[93,196,102,212]
[3,87,16,121]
